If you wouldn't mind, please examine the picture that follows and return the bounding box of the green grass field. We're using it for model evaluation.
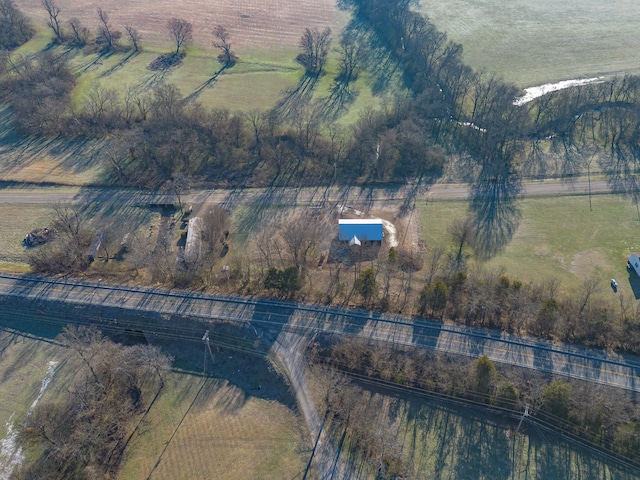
[118,374,307,480]
[421,0,640,87]
[420,193,640,294]
[389,392,637,478]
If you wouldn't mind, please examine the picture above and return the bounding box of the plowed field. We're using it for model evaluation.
[19,0,348,50]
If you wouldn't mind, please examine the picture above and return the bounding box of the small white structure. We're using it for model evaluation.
[185,217,203,262]
[628,253,640,276]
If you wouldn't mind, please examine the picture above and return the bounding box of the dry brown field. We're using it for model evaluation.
[18,0,349,51]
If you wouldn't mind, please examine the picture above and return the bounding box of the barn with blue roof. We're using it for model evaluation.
[338,219,384,245]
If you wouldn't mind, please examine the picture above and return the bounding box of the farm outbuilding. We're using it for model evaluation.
[629,253,640,276]
[338,219,384,244]
[185,217,203,262]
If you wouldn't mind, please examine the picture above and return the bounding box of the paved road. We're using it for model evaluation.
[0,179,623,207]
[0,274,638,393]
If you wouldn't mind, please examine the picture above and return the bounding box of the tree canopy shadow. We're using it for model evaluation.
[76,49,116,75]
[184,65,230,104]
[339,13,401,96]
[274,73,321,119]
[469,162,522,260]
[0,106,109,179]
[98,50,139,78]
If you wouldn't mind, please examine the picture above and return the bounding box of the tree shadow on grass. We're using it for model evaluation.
[75,49,117,75]
[98,50,139,78]
[469,161,522,260]
[599,146,640,216]
[319,81,359,121]
[340,15,402,96]
[135,53,186,94]
[0,106,108,181]
[183,65,229,105]
[274,73,321,120]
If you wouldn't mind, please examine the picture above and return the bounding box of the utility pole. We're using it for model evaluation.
[202,330,209,375]
[516,403,530,433]
[202,330,215,375]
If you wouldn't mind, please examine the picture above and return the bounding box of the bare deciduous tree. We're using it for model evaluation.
[124,24,141,52]
[42,0,63,43]
[296,27,331,76]
[96,8,119,50]
[212,25,236,67]
[448,216,476,269]
[0,0,35,49]
[335,33,362,85]
[280,210,327,272]
[167,17,193,55]
[68,17,90,46]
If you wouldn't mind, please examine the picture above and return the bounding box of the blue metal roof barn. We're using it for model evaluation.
[338,219,384,242]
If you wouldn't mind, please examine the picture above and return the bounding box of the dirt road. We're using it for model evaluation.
[0,179,620,208]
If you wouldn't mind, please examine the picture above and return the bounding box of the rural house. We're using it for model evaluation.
[629,253,640,276]
[338,218,384,245]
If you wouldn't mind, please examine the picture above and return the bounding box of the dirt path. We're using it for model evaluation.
[381,219,398,247]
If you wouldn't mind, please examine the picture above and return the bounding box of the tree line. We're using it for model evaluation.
[312,337,640,469]
[2,0,640,200]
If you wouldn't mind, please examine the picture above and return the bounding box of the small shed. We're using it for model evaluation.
[86,232,104,262]
[629,253,640,277]
[338,219,384,244]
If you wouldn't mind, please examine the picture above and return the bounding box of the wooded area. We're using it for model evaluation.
[17,325,172,479]
[1,0,639,212]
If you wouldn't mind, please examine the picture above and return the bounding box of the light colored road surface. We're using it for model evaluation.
[0,179,622,207]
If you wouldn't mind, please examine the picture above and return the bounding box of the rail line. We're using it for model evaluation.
[0,273,638,392]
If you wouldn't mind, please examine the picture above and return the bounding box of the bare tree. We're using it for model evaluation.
[280,210,327,272]
[425,243,447,284]
[52,203,84,249]
[0,0,35,49]
[167,17,193,56]
[169,172,190,213]
[42,0,63,43]
[96,8,119,50]
[68,17,90,46]
[335,33,362,86]
[201,205,230,256]
[296,27,331,76]
[212,25,236,67]
[124,24,141,52]
[0,49,8,76]
[196,206,231,282]
[448,216,476,269]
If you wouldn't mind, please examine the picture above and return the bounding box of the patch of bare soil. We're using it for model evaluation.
[569,250,608,278]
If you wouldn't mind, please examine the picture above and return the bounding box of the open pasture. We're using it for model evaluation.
[422,0,640,88]
[420,193,640,294]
